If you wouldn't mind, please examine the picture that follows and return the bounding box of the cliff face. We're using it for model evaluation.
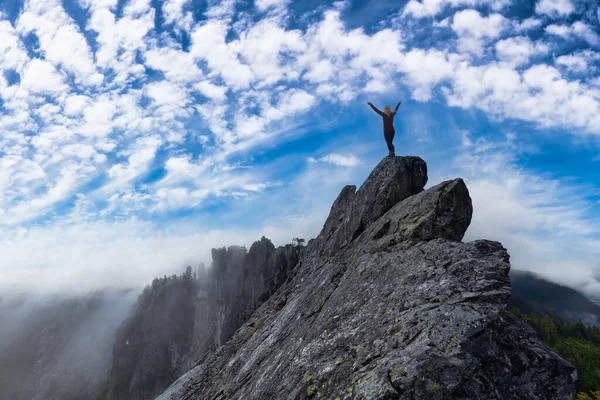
[106,239,299,400]
[156,156,578,400]
[206,239,300,352]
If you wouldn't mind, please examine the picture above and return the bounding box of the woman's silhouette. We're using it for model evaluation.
[368,101,401,157]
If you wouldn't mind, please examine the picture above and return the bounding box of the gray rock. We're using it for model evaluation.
[107,238,299,400]
[312,156,427,257]
[363,179,473,253]
[205,238,300,351]
[156,156,577,400]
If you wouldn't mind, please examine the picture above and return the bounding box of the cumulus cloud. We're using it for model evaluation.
[451,9,507,55]
[17,0,103,86]
[144,47,202,82]
[546,21,600,46]
[20,59,67,94]
[535,0,575,16]
[443,62,600,133]
[402,0,511,18]
[190,20,255,89]
[0,19,30,71]
[556,53,589,72]
[495,36,549,66]
[255,0,290,12]
[513,17,542,32]
[162,0,192,29]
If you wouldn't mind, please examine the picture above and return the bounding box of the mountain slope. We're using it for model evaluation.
[156,156,578,400]
[509,270,600,325]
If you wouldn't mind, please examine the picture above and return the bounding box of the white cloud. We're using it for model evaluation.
[234,18,306,86]
[403,0,446,18]
[495,36,549,66]
[255,0,290,12]
[556,54,588,72]
[443,62,600,134]
[163,0,191,26]
[193,80,228,102]
[80,96,117,137]
[0,19,30,71]
[403,0,511,18]
[545,24,570,37]
[452,10,506,38]
[17,0,103,86]
[144,47,202,82]
[63,95,90,116]
[84,0,154,82]
[535,0,575,16]
[145,80,190,107]
[1,160,96,225]
[20,59,66,94]
[513,17,542,32]
[456,134,600,297]
[277,90,316,114]
[190,20,254,89]
[397,49,457,101]
[101,135,163,196]
[546,22,600,46]
[319,153,361,167]
[451,10,507,55]
[572,21,600,46]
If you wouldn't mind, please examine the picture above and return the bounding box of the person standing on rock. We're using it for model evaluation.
[368,101,402,157]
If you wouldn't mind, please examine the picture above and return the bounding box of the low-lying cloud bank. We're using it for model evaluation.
[0,289,138,399]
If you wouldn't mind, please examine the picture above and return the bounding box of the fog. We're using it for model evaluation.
[0,214,324,294]
[0,289,138,400]
[0,210,326,398]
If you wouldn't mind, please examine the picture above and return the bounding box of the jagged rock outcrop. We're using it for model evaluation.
[199,238,300,355]
[106,238,299,400]
[312,156,428,257]
[156,156,578,400]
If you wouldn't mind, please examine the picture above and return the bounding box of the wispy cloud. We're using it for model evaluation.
[309,153,362,167]
[453,132,600,297]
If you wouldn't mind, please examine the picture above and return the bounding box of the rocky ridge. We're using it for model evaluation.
[156,156,578,400]
[106,238,299,400]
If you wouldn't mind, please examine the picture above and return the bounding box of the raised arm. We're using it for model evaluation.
[367,102,384,116]
[393,101,402,114]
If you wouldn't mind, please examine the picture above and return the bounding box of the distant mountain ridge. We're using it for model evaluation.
[509,269,600,326]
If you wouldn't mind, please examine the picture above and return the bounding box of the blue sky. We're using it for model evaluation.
[0,0,599,295]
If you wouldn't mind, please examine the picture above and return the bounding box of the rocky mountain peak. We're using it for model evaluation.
[157,156,578,400]
[313,156,428,257]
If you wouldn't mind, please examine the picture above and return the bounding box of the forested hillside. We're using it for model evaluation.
[511,308,600,399]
